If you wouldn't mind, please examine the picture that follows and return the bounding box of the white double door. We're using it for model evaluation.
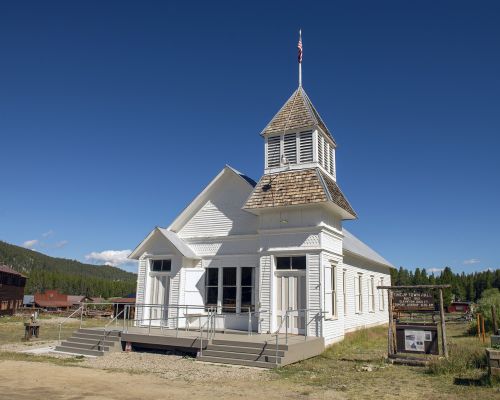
[148,275,169,326]
[275,272,306,334]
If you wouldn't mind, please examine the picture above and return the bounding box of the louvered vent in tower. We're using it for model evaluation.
[299,131,313,163]
[284,133,297,164]
[267,136,281,168]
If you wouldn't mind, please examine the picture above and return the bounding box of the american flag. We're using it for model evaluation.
[297,34,303,64]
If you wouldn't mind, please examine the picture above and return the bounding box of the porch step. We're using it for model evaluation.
[196,355,278,369]
[53,328,121,357]
[211,339,288,351]
[53,345,105,357]
[207,344,285,357]
[61,340,110,352]
[66,337,117,347]
[202,349,280,363]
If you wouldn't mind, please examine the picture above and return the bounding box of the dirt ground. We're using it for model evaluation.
[0,360,337,400]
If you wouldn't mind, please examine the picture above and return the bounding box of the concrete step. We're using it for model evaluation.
[202,349,280,363]
[66,337,117,347]
[78,328,121,338]
[206,344,285,357]
[72,332,120,342]
[211,339,287,351]
[197,355,278,368]
[54,345,104,357]
[60,341,110,352]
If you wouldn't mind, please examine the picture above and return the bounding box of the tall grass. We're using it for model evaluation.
[427,341,487,376]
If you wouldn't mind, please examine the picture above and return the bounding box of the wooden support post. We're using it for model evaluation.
[482,314,486,343]
[477,313,481,339]
[438,289,448,358]
[388,290,394,356]
[492,305,498,335]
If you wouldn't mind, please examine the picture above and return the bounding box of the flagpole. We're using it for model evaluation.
[299,29,302,87]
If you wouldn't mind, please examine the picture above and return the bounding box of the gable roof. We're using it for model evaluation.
[261,86,335,144]
[168,165,256,232]
[0,264,27,278]
[342,228,394,268]
[243,168,356,219]
[128,227,199,260]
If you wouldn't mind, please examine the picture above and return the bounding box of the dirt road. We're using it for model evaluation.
[0,360,342,400]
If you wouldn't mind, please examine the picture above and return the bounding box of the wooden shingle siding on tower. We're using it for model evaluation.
[244,168,356,219]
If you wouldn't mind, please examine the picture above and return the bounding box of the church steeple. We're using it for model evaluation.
[261,86,337,180]
[260,31,337,179]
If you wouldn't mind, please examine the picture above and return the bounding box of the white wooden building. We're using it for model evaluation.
[129,83,393,346]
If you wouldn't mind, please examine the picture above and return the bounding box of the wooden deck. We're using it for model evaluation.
[115,326,325,368]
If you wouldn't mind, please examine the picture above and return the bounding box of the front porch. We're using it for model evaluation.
[120,326,324,368]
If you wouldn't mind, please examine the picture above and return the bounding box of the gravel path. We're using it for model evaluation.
[82,351,269,382]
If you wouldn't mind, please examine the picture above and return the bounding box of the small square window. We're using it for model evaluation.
[151,259,171,272]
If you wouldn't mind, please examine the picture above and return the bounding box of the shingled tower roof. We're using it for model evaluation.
[261,86,335,144]
[243,168,357,219]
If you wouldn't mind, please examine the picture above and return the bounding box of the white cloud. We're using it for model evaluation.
[427,268,444,275]
[85,249,134,267]
[42,230,54,238]
[55,240,69,248]
[463,258,480,265]
[22,239,39,249]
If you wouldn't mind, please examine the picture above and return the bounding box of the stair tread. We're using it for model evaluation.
[197,355,277,368]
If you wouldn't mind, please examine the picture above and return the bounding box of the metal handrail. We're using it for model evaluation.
[99,308,125,350]
[58,305,84,344]
[271,308,322,367]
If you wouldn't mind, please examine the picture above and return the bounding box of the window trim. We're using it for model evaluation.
[342,269,347,316]
[324,262,338,320]
[205,266,256,314]
[368,276,375,313]
[149,258,172,273]
[379,277,385,311]
[275,255,307,271]
[355,273,363,314]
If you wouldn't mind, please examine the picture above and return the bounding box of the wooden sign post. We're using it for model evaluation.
[378,284,451,363]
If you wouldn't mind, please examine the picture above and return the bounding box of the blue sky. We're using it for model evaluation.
[0,1,498,274]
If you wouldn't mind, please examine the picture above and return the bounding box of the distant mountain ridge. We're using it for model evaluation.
[0,240,136,297]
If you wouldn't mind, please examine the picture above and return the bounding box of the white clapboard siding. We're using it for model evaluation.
[341,253,391,335]
[178,172,258,238]
[259,255,272,333]
[307,253,321,336]
[299,131,313,163]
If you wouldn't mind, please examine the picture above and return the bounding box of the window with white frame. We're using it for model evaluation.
[150,259,171,272]
[343,269,347,315]
[276,256,306,270]
[204,267,255,313]
[369,276,375,312]
[205,268,218,309]
[324,262,337,319]
[379,277,385,311]
[355,273,363,313]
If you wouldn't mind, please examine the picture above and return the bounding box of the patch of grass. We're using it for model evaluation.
[0,351,84,366]
[427,342,487,376]
[273,322,498,398]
